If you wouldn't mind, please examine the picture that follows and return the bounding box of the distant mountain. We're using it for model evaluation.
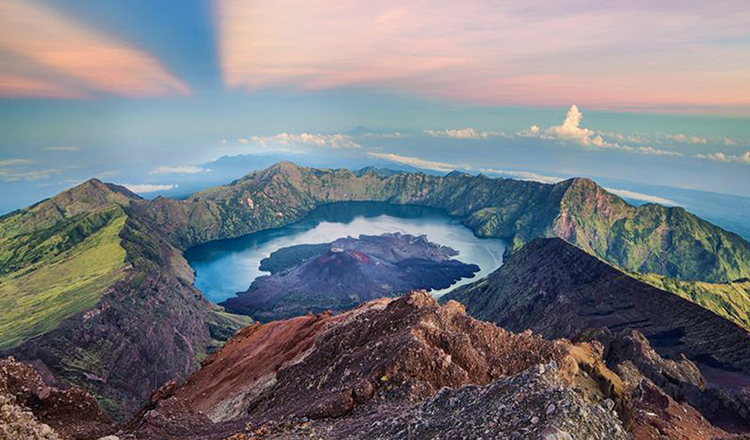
[221,233,479,321]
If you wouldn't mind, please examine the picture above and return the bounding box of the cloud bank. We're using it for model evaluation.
[695,151,750,164]
[150,165,209,175]
[425,128,504,139]
[123,183,178,193]
[522,105,684,157]
[604,188,676,206]
[366,152,458,173]
[0,0,188,98]
[216,0,750,112]
[251,133,361,149]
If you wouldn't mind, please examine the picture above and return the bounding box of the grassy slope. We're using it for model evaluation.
[0,211,127,349]
[557,178,750,283]
[636,273,750,330]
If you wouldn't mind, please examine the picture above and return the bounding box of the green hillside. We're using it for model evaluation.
[0,211,127,349]
[635,273,750,330]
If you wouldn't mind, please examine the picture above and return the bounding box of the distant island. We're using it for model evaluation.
[221,232,480,321]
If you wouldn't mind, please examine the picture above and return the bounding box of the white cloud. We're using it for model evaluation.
[695,151,750,164]
[123,183,178,193]
[0,159,34,167]
[543,104,605,147]
[150,165,209,175]
[520,105,683,157]
[425,128,504,139]
[251,133,361,149]
[517,125,541,137]
[0,159,60,181]
[479,168,562,184]
[44,146,80,152]
[604,188,676,205]
[634,146,683,157]
[238,138,249,144]
[666,133,707,144]
[366,152,458,173]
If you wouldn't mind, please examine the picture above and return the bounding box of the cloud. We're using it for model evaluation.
[521,105,684,157]
[517,125,541,137]
[0,158,62,181]
[0,159,34,167]
[666,134,707,144]
[543,105,600,146]
[251,133,361,149]
[366,152,458,173]
[122,183,178,193]
[425,128,504,139]
[44,146,80,152]
[215,0,750,112]
[0,0,188,98]
[633,146,684,157]
[0,74,86,99]
[150,165,209,175]
[604,188,676,205]
[695,151,750,164]
[479,168,562,184]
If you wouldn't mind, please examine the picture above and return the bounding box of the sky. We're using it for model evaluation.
[1,0,750,214]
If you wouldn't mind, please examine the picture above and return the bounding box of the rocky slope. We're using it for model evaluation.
[446,237,750,432]
[0,356,114,440]
[123,291,633,440]
[139,162,750,283]
[122,291,750,440]
[222,233,479,321]
[1,180,249,420]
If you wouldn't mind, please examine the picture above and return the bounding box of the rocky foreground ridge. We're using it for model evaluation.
[121,291,632,439]
[109,290,750,440]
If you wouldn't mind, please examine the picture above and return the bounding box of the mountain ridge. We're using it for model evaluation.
[3,161,750,420]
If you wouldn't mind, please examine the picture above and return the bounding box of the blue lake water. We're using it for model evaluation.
[184,202,507,303]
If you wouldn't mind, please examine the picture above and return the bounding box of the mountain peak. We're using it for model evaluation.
[51,178,140,215]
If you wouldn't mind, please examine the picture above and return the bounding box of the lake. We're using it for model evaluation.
[184,202,507,303]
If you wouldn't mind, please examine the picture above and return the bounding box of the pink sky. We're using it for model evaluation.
[0,0,749,112]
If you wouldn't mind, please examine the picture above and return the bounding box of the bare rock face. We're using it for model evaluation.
[577,328,748,439]
[123,291,629,440]
[0,357,115,440]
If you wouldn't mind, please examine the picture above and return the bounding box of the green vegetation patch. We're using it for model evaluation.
[0,213,128,349]
[637,273,750,330]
